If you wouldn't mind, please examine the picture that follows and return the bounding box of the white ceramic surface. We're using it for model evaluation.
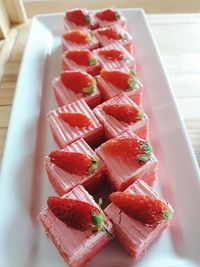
[0,9,200,267]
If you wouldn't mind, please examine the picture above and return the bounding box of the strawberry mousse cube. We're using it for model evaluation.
[64,8,96,31]
[39,185,114,267]
[93,44,136,70]
[53,71,101,109]
[94,8,127,29]
[93,93,149,140]
[61,49,101,77]
[93,25,134,54]
[62,30,99,52]
[45,138,106,196]
[95,131,158,191]
[47,99,104,148]
[105,179,173,260]
[96,68,142,105]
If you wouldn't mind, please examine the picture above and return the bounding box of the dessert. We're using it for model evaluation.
[96,68,142,105]
[94,8,127,29]
[39,185,114,267]
[64,8,96,31]
[53,70,101,109]
[61,49,101,77]
[45,138,105,195]
[93,93,149,139]
[47,99,104,148]
[93,25,134,53]
[95,131,158,191]
[62,30,99,52]
[105,179,173,259]
[93,44,136,70]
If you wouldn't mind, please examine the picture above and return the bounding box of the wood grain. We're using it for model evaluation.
[0,13,200,167]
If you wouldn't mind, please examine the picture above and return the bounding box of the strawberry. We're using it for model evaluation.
[95,8,121,22]
[60,71,96,95]
[58,111,93,128]
[65,50,97,66]
[48,197,114,238]
[103,103,144,123]
[101,69,138,90]
[63,30,92,44]
[98,49,124,61]
[110,192,171,225]
[66,9,93,26]
[98,27,121,40]
[101,137,152,161]
[49,150,98,175]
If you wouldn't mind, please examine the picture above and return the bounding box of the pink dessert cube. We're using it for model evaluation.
[95,131,159,191]
[93,93,149,140]
[61,49,102,77]
[105,179,173,260]
[93,25,134,54]
[94,8,127,29]
[64,8,96,31]
[45,138,106,196]
[47,99,104,148]
[93,44,136,70]
[62,30,99,52]
[53,71,101,109]
[96,68,142,105]
[39,185,114,267]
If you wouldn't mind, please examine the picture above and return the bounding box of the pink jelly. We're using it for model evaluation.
[93,8,127,29]
[45,138,105,195]
[96,67,142,105]
[47,99,104,148]
[62,30,99,52]
[93,93,149,140]
[93,25,134,54]
[39,185,114,267]
[105,179,173,260]
[93,44,136,70]
[53,71,101,109]
[95,131,159,191]
[61,50,102,77]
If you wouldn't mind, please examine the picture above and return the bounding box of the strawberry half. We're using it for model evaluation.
[101,137,152,161]
[98,49,124,61]
[66,9,93,26]
[103,103,144,124]
[65,50,97,66]
[101,69,138,91]
[63,30,92,44]
[49,150,98,175]
[58,111,93,128]
[60,71,96,95]
[98,27,121,40]
[110,192,171,225]
[95,8,121,22]
[48,197,114,238]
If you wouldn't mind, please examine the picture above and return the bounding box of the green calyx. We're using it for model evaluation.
[91,198,114,239]
[122,56,129,62]
[115,12,121,20]
[88,157,98,174]
[89,56,97,66]
[137,108,145,120]
[137,141,152,162]
[85,15,93,26]
[127,70,138,91]
[161,209,171,220]
[82,79,96,95]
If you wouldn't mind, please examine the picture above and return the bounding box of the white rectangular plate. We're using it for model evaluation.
[0,9,200,267]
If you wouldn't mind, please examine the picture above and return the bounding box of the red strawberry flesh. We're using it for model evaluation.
[96,9,120,22]
[66,10,91,26]
[58,111,93,128]
[103,103,143,123]
[63,30,91,44]
[98,27,121,40]
[98,49,123,61]
[65,50,96,66]
[110,192,171,225]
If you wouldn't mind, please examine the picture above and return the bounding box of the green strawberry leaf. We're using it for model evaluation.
[82,80,96,95]
[137,154,151,161]
[115,12,121,20]
[137,108,145,120]
[127,70,138,90]
[89,56,97,65]
[88,157,98,174]
[85,15,92,25]
[161,209,171,220]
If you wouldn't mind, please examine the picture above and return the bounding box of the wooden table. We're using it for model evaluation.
[0,13,200,167]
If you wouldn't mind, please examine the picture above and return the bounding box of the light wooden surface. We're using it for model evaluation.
[0,12,200,167]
